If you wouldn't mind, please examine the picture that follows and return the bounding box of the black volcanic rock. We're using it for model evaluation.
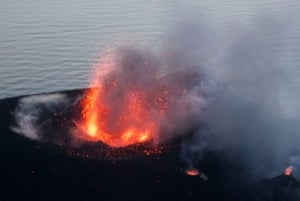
[250,174,300,201]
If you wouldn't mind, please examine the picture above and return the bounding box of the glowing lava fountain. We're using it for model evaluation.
[80,86,164,147]
[78,51,172,148]
[77,47,202,148]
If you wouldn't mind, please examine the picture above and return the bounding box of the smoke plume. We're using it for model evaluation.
[171,15,299,178]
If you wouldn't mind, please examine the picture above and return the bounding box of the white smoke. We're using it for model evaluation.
[12,93,70,141]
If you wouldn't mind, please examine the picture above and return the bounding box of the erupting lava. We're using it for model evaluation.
[78,49,173,148]
[285,165,293,176]
[77,48,198,148]
[80,86,162,147]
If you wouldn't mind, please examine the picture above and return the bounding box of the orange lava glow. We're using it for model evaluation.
[285,165,293,176]
[79,82,166,147]
[185,168,200,176]
[77,50,196,148]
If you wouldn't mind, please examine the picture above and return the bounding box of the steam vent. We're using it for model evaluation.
[1,89,300,201]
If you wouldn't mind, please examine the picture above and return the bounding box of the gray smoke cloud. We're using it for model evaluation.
[171,14,300,178]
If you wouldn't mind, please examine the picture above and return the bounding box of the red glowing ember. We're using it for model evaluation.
[185,168,200,176]
[285,165,293,176]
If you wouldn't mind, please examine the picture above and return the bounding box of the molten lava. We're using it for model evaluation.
[285,165,293,176]
[78,63,172,148]
[185,168,200,176]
